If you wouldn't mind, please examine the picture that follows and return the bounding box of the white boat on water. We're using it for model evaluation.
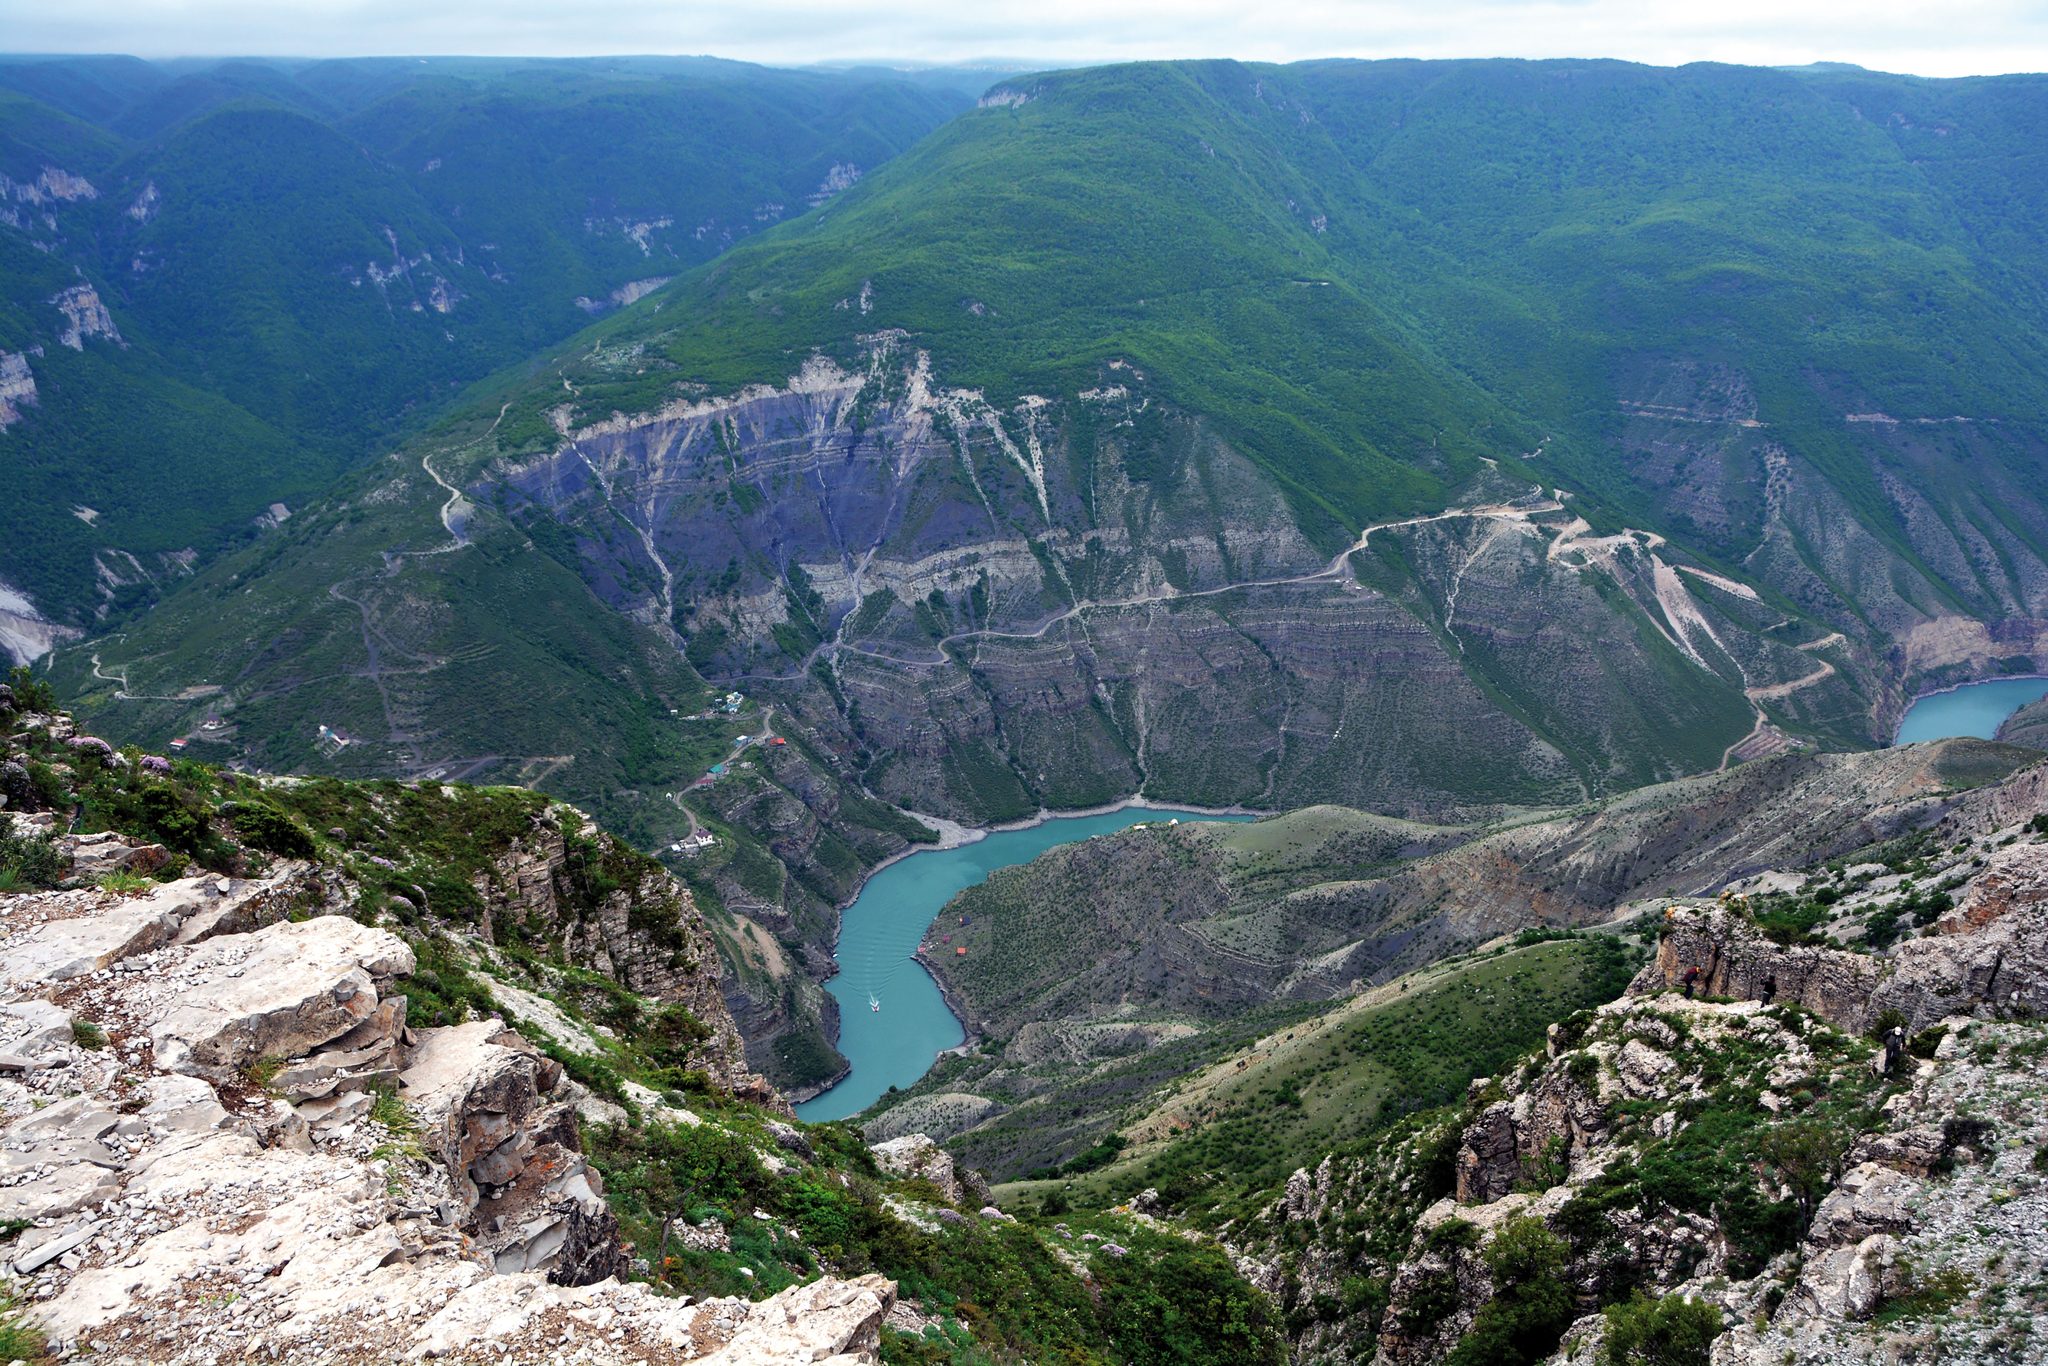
[869,993,881,1012]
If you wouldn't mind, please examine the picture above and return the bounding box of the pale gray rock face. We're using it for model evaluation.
[149,915,414,1078]
[400,1017,625,1285]
[0,349,35,429]
[0,849,894,1363]
[867,1133,991,1209]
[49,283,122,350]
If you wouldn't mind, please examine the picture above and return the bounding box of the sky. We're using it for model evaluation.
[2,0,2046,78]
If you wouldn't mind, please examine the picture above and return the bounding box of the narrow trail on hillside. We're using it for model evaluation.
[1717,632,1849,771]
[385,401,511,570]
[87,649,218,703]
[727,500,1562,684]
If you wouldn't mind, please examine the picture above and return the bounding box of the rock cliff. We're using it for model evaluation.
[470,806,762,1099]
[0,861,895,1363]
[1232,751,2048,1365]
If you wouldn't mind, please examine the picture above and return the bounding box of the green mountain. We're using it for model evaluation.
[0,56,965,631]
[68,58,2048,805]
[42,54,2048,1097]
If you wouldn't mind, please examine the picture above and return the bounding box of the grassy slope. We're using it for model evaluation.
[984,934,1643,1211]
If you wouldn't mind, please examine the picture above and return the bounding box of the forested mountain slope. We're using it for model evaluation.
[0,55,964,642]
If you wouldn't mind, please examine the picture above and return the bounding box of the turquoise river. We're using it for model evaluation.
[1894,677,2048,744]
[794,806,1250,1122]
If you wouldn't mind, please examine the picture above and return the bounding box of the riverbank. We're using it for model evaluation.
[913,944,982,1052]
[836,794,1266,923]
[794,800,1254,1121]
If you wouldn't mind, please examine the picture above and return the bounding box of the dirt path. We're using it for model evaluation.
[1719,633,1847,770]
[729,500,1563,684]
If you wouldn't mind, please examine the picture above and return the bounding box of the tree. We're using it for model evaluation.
[1445,1216,1575,1366]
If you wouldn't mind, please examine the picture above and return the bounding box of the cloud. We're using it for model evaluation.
[2,0,2043,78]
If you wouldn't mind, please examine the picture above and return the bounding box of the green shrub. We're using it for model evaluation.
[225,801,318,860]
[1092,1235,1288,1365]
[0,825,64,890]
[0,1290,43,1362]
[1601,1291,1723,1365]
[132,784,216,859]
[6,665,56,715]
[643,1002,712,1071]
[1908,1025,1948,1060]
[1873,1265,1974,1326]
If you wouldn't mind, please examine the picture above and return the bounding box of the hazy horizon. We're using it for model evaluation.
[1,0,2044,81]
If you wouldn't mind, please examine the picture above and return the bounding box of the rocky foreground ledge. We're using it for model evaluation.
[0,862,895,1364]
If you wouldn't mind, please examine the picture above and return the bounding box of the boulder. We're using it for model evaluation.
[1806,1162,1914,1247]
[1454,1066,1604,1204]
[1846,1124,1951,1177]
[58,830,171,881]
[1455,1101,1522,1205]
[1791,1232,1902,1322]
[0,998,78,1061]
[401,1269,894,1364]
[150,916,413,1078]
[1614,1038,1678,1098]
[764,1118,815,1162]
[402,1020,563,1207]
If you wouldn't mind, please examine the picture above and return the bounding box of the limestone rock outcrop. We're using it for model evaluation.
[868,1133,990,1208]
[1635,835,2048,1031]
[151,915,413,1079]
[0,868,894,1363]
[475,807,767,1099]
[400,1018,624,1283]
[1453,1065,1606,1205]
